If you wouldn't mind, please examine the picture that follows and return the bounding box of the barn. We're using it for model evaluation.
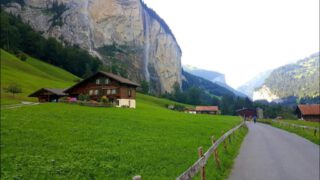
[236,108,256,119]
[295,104,320,122]
[29,88,66,102]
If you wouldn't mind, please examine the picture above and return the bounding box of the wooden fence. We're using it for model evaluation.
[176,121,246,180]
[271,120,319,136]
[132,121,246,180]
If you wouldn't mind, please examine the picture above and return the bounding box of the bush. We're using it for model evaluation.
[4,84,22,97]
[15,51,27,61]
[78,93,90,101]
[100,96,109,104]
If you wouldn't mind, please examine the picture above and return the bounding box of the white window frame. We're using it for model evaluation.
[111,89,116,94]
[105,78,110,85]
[96,79,100,85]
[89,90,93,95]
[94,90,99,95]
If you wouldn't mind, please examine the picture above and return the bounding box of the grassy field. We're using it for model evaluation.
[1,49,248,179]
[0,49,79,105]
[259,119,319,145]
[1,93,246,179]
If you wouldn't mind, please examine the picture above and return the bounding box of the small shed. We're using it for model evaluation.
[29,88,67,102]
[295,104,320,122]
[236,108,256,119]
[195,106,219,114]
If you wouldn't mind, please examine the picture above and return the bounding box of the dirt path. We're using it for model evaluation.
[228,122,319,180]
[1,102,39,109]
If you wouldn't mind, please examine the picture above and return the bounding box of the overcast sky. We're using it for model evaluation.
[143,0,319,89]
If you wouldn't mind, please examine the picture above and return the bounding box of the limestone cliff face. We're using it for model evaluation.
[4,0,182,94]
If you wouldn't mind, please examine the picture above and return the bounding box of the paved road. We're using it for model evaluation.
[229,122,319,180]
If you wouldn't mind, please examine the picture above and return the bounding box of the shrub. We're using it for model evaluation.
[78,93,90,101]
[100,96,109,104]
[4,84,22,97]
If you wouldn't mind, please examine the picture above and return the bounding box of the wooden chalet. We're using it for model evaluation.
[236,108,256,119]
[29,88,66,102]
[295,104,320,122]
[195,106,219,114]
[64,71,140,108]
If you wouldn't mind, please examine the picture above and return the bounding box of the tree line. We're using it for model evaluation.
[0,10,101,78]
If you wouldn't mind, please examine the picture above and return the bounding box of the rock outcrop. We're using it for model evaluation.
[4,0,182,94]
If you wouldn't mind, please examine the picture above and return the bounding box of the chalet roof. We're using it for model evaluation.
[236,108,255,112]
[297,104,320,115]
[64,71,140,93]
[29,88,67,97]
[99,71,140,87]
[195,106,219,111]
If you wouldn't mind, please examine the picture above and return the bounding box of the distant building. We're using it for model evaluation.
[184,106,219,115]
[295,104,320,122]
[256,107,264,119]
[29,88,66,102]
[236,108,256,119]
[65,71,140,108]
[195,106,219,114]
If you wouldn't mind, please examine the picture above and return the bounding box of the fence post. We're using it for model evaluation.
[198,147,206,180]
[222,131,227,151]
[133,175,141,180]
[314,129,317,136]
[211,136,221,169]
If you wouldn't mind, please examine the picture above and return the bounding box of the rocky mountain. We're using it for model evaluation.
[3,0,181,94]
[182,71,236,98]
[237,70,272,98]
[183,65,226,84]
[183,65,247,97]
[253,53,320,103]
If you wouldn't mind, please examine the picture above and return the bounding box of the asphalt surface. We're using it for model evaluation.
[229,122,320,180]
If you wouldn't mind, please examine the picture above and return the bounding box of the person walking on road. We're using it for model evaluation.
[253,116,257,123]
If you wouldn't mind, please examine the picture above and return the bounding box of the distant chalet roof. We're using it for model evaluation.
[297,104,320,115]
[236,108,255,112]
[29,88,67,97]
[196,106,219,111]
[64,71,140,93]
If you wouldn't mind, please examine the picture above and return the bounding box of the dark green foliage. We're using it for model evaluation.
[4,84,22,97]
[16,51,27,61]
[0,0,25,6]
[0,11,102,78]
[140,80,150,94]
[263,53,319,99]
[78,93,90,101]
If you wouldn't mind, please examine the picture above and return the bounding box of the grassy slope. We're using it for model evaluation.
[259,119,319,145]
[1,95,246,179]
[0,49,79,105]
[1,49,248,179]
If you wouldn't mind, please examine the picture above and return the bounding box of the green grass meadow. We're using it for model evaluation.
[259,119,319,145]
[0,49,79,105]
[1,49,248,179]
[1,95,246,179]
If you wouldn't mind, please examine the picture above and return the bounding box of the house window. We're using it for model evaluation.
[94,90,99,95]
[111,89,117,94]
[105,78,110,84]
[128,89,132,97]
[96,79,100,85]
[107,89,111,95]
[89,90,93,95]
